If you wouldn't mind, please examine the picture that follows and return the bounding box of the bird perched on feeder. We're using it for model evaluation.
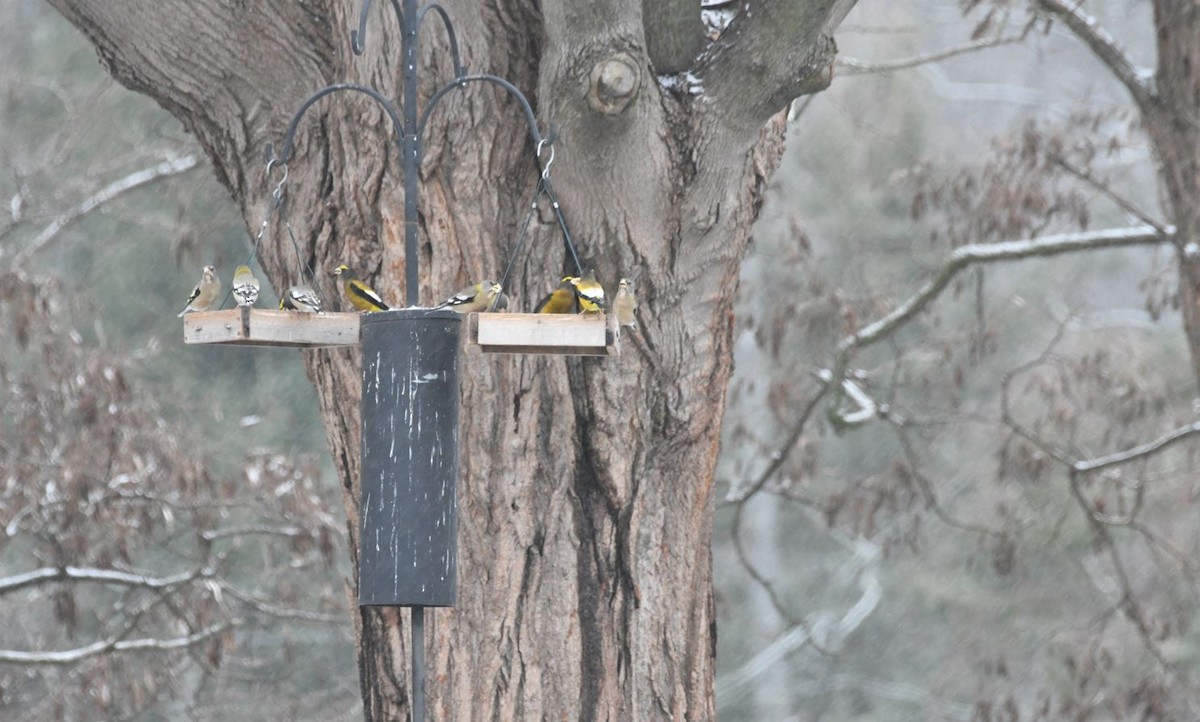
[488,289,510,312]
[535,277,579,314]
[570,269,606,313]
[280,283,323,313]
[177,265,220,316]
[435,280,502,313]
[614,278,637,328]
[333,264,390,312]
[231,265,261,307]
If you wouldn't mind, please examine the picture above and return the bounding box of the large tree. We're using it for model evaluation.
[45,0,857,718]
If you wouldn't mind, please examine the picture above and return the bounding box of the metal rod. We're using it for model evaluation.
[412,606,425,722]
[418,3,465,80]
[402,0,420,306]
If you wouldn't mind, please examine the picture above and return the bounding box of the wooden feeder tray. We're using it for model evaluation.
[183,307,360,348]
[467,312,619,356]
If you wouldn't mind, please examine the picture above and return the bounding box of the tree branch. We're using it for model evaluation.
[1074,421,1200,474]
[696,0,858,134]
[1034,0,1155,113]
[641,0,704,73]
[9,154,198,268]
[0,622,234,666]
[837,35,1023,76]
[839,225,1173,358]
[0,565,199,597]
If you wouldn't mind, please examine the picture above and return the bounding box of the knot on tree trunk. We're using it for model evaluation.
[588,53,641,115]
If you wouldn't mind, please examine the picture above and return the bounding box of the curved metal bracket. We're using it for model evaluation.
[416,74,543,157]
[268,83,405,165]
[352,0,409,55]
[418,3,466,81]
[352,0,465,82]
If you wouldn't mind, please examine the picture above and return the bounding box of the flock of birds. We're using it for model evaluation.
[177,264,637,328]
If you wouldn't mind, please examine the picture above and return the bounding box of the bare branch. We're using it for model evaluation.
[200,524,306,543]
[839,225,1172,358]
[726,381,828,503]
[730,503,806,627]
[837,35,1023,76]
[1050,155,1167,233]
[889,420,1006,537]
[0,566,199,597]
[1074,421,1200,474]
[9,154,199,268]
[0,622,234,666]
[1034,0,1154,113]
[217,582,345,625]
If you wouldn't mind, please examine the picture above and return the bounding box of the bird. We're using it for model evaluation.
[280,283,323,313]
[535,277,579,314]
[231,265,261,307]
[570,269,606,313]
[488,290,510,312]
[177,265,220,316]
[333,264,389,312]
[435,280,501,313]
[614,278,637,328]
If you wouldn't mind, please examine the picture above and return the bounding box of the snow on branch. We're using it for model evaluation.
[11,153,199,267]
[1074,421,1200,474]
[839,224,1173,357]
[0,566,199,597]
[1034,0,1154,112]
[0,621,233,666]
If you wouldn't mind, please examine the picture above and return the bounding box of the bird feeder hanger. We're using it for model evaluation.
[186,3,615,722]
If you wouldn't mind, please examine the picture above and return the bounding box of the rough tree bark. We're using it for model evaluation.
[47,0,855,718]
[1147,0,1200,388]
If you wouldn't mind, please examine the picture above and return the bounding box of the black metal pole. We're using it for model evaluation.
[402,0,420,307]
[412,605,425,721]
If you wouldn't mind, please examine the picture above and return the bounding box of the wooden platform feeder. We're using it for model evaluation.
[183,307,360,348]
[466,311,619,356]
[183,307,620,356]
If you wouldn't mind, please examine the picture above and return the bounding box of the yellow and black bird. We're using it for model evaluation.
[177,265,220,316]
[535,277,579,314]
[231,265,261,307]
[333,265,389,312]
[614,278,637,328]
[280,283,324,313]
[570,269,606,313]
[435,280,501,313]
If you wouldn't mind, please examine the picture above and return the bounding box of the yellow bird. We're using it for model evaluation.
[570,269,606,313]
[614,278,637,328]
[333,264,389,312]
[280,283,323,313]
[435,280,501,313]
[534,278,579,314]
[231,265,261,307]
[177,265,220,316]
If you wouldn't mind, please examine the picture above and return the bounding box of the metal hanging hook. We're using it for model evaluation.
[270,163,289,199]
[537,139,555,180]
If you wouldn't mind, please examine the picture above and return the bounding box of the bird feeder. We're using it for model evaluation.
[179,0,621,718]
[468,311,619,356]
[183,307,360,348]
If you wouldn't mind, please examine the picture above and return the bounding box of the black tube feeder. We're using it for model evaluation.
[359,308,461,607]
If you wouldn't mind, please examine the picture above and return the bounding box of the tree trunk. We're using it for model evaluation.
[1148,0,1200,388]
[46,0,851,718]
